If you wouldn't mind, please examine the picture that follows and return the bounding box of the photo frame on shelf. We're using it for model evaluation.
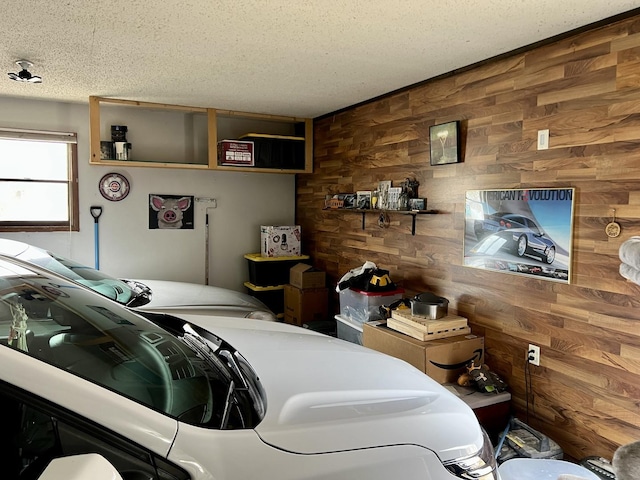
[463,188,575,283]
[430,121,461,166]
[387,187,402,210]
[409,198,426,211]
[377,180,392,209]
[357,191,372,209]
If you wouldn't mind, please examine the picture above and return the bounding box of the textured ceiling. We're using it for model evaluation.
[2,1,640,118]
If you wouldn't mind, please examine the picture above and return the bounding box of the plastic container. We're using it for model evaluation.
[339,287,404,324]
[239,133,305,170]
[244,282,285,316]
[498,458,599,480]
[111,125,128,142]
[245,253,310,287]
[335,314,364,345]
[500,418,563,461]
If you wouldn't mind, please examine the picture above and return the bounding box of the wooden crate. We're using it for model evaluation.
[388,310,470,341]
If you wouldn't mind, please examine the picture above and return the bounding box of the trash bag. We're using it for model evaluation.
[338,267,397,292]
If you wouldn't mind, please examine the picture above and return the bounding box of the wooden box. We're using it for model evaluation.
[388,310,470,341]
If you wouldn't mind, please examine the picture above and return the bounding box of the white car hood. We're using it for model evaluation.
[182,315,483,462]
[132,279,270,313]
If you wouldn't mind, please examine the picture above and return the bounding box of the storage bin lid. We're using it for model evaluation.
[245,253,310,262]
[413,292,449,306]
[239,133,304,141]
[498,459,599,480]
[348,287,405,297]
[244,281,285,292]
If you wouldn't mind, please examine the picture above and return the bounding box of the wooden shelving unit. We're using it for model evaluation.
[89,96,313,174]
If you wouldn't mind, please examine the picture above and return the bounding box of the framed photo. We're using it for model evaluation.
[409,198,426,211]
[149,194,194,229]
[463,188,575,283]
[357,191,372,209]
[430,121,461,166]
[343,193,357,209]
[377,180,392,209]
[387,187,402,210]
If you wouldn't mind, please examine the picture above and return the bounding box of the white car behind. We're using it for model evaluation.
[0,238,277,321]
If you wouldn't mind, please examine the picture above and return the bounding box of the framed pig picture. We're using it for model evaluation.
[149,194,194,229]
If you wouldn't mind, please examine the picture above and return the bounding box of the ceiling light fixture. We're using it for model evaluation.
[8,60,42,83]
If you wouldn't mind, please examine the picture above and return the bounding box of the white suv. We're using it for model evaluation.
[0,254,498,480]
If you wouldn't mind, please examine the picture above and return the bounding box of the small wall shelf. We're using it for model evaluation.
[324,209,437,235]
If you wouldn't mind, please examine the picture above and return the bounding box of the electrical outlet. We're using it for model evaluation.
[528,344,540,366]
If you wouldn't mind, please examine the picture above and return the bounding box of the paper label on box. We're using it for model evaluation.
[219,140,254,166]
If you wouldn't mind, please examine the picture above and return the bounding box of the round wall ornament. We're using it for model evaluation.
[99,172,130,201]
[605,209,621,238]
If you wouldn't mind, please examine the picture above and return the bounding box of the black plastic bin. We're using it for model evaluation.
[240,133,305,170]
[244,253,310,287]
[244,282,285,317]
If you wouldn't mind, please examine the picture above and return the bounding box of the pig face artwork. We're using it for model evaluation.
[149,194,194,229]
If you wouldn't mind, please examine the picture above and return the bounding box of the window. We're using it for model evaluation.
[0,383,190,480]
[0,127,78,232]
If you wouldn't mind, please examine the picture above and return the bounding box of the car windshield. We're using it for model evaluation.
[0,256,264,430]
[11,243,151,307]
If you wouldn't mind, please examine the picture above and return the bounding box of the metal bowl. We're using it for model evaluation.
[410,293,449,319]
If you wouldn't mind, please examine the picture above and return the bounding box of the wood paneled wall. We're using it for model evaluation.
[296,14,640,460]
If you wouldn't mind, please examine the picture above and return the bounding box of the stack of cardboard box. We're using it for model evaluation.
[363,322,484,384]
[284,264,328,327]
[244,253,310,319]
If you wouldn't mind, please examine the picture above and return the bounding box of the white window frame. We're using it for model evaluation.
[0,127,79,232]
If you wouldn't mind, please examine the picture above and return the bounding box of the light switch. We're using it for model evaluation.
[537,129,549,150]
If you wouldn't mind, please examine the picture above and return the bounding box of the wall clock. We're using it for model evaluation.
[99,172,130,201]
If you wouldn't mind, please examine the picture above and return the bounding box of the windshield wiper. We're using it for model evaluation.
[180,327,231,383]
[123,280,152,307]
[218,349,249,389]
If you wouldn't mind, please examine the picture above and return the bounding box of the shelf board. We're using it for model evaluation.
[89,159,210,170]
[324,208,438,235]
[212,165,309,174]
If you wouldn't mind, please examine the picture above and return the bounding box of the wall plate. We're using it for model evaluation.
[99,172,130,202]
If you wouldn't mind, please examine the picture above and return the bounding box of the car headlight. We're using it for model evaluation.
[246,310,278,322]
[443,428,498,479]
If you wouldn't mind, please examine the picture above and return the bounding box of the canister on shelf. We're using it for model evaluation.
[111,125,128,143]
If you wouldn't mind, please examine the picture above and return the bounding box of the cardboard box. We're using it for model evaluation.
[284,284,328,326]
[289,263,326,289]
[261,225,301,257]
[363,322,484,384]
[218,140,254,166]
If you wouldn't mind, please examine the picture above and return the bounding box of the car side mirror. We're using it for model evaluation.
[37,453,123,480]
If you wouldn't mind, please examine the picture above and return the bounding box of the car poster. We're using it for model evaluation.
[464,188,575,283]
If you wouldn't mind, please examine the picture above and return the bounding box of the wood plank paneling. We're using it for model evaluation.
[297,13,640,460]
